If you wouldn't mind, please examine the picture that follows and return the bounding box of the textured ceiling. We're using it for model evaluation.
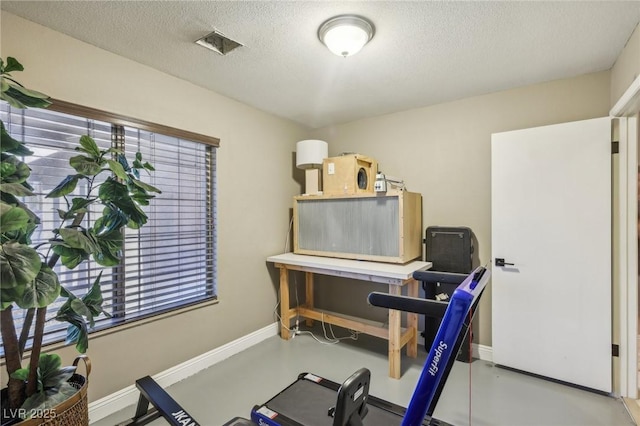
[2,1,640,129]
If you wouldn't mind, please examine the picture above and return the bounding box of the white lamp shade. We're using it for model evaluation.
[296,140,328,169]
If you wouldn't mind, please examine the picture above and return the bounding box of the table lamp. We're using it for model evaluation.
[296,139,328,195]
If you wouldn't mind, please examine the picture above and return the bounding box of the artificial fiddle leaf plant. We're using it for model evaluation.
[0,57,161,417]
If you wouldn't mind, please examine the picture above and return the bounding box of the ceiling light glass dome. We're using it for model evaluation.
[318,15,375,57]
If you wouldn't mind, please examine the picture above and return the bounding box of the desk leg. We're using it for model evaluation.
[279,266,291,340]
[406,279,418,358]
[305,272,314,327]
[388,285,401,379]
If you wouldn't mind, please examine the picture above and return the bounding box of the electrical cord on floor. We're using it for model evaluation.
[292,313,360,345]
[321,312,360,344]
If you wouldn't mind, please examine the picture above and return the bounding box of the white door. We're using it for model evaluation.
[491,117,612,392]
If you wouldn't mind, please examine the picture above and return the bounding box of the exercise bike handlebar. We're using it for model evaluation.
[367,293,449,318]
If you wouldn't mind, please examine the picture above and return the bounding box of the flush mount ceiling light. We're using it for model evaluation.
[318,15,375,57]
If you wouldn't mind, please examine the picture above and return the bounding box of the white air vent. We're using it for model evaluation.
[195,30,243,55]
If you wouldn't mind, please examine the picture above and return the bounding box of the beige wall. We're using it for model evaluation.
[611,23,640,108]
[0,12,308,401]
[311,71,612,348]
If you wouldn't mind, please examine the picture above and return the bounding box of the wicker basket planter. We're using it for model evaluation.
[1,356,90,426]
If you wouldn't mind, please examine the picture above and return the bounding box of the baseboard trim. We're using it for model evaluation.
[473,343,493,362]
[88,322,279,423]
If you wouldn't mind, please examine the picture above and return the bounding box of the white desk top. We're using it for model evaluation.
[267,252,431,281]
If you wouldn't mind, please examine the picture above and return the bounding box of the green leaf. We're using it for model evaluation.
[16,265,60,309]
[59,285,72,298]
[8,84,51,103]
[47,175,80,198]
[38,353,62,380]
[1,155,31,184]
[0,90,26,109]
[66,323,88,353]
[0,203,30,233]
[92,231,122,266]
[2,86,51,109]
[51,245,87,269]
[126,204,148,228]
[55,287,77,316]
[98,179,148,228]
[0,241,41,288]
[8,143,32,157]
[10,197,39,224]
[3,57,24,73]
[98,177,128,200]
[55,309,89,353]
[1,191,19,207]
[78,135,101,158]
[0,160,16,178]
[143,162,155,171]
[135,152,142,161]
[92,249,120,266]
[68,197,94,215]
[10,367,29,382]
[93,207,127,235]
[82,272,109,320]
[1,286,25,308]
[66,276,110,329]
[20,384,78,418]
[69,155,102,176]
[130,178,161,194]
[117,153,130,171]
[11,161,31,184]
[1,121,33,156]
[106,159,128,181]
[42,366,76,391]
[59,228,97,252]
[25,354,77,400]
[131,192,155,206]
[70,298,92,322]
[9,354,69,400]
[0,182,34,197]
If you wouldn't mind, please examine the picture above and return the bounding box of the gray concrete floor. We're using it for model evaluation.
[91,330,634,426]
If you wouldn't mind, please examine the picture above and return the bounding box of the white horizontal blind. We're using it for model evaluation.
[117,128,216,317]
[0,103,217,352]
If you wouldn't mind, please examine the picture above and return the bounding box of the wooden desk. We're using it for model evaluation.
[267,253,431,379]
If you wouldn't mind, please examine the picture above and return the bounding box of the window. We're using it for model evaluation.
[1,100,218,350]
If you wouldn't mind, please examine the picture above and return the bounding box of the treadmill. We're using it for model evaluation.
[237,265,490,426]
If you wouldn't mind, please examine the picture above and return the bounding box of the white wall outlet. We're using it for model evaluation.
[327,162,335,175]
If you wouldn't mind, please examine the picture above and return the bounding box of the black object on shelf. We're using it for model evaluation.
[418,226,475,362]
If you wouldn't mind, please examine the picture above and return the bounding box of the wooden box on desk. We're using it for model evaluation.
[322,154,377,195]
[293,191,422,264]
